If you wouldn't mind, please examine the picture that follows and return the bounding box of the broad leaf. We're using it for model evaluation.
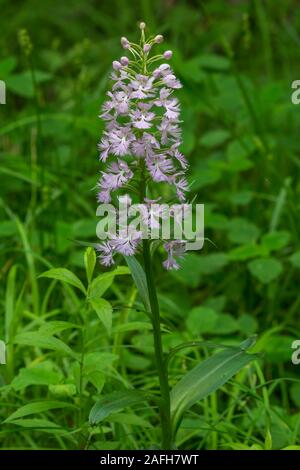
[170,339,256,433]
[248,257,283,283]
[11,361,62,391]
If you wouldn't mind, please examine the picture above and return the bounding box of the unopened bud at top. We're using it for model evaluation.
[143,44,151,53]
[121,36,130,49]
[139,22,146,30]
[154,34,164,44]
[163,50,173,60]
[120,56,129,66]
[112,60,122,70]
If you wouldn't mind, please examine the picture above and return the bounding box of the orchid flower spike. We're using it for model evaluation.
[97,24,189,269]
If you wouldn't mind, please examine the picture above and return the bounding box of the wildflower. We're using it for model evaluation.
[163,240,186,270]
[96,24,189,269]
[130,74,155,99]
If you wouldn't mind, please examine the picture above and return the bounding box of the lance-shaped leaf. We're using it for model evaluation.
[125,256,150,313]
[39,268,87,295]
[170,337,257,434]
[89,390,149,425]
[90,298,113,335]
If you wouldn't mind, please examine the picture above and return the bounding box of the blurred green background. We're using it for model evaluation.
[1,0,300,450]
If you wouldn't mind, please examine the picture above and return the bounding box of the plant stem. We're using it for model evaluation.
[142,238,172,449]
[136,47,172,447]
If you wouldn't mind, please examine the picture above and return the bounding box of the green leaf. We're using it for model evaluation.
[14,332,77,359]
[170,341,256,433]
[39,268,86,294]
[173,253,228,287]
[264,335,297,363]
[73,218,98,237]
[5,265,18,345]
[264,428,273,450]
[90,276,113,298]
[229,191,253,206]
[248,258,283,283]
[113,321,153,334]
[237,314,258,335]
[200,129,230,148]
[213,313,239,335]
[49,384,76,398]
[89,390,148,425]
[84,247,96,283]
[6,418,63,431]
[6,70,51,98]
[98,266,130,279]
[227,218,260,245]
[125,256,150,312]
[289,251,300,268]
[0,56,17,78]
[89,266,130,299]
[228,244,266,261]
[5,400,76,422]
[187,307,218,334]
[38,321,80,336]
[108,412,151,428]
[198,54,230,71]
[261,231,290,252]
[226,140,254,172]
[190,167,221,191]
[11,361,62,391]
[90,298,113,335]
[0,220,17,237]
[290,383,300,407]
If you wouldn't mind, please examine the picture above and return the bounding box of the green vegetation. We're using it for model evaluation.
[0,0,300,450]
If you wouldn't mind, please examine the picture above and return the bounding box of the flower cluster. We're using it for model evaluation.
[96,23,189,269]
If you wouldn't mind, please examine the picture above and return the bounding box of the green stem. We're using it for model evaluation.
[136,40,172,449]
[142,239,172,449]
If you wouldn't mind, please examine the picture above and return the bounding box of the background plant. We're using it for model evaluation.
[0,0,300,450]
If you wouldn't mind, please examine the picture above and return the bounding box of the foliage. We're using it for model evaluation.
[1,0,300,450]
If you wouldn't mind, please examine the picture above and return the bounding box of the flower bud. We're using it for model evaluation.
[121,36,130,49]
[159,63,170,71]
[154,34,164,44]
[143,44,151,53]
[112,60,122,70]
[163,50,173,59]
[139,22,146,30]
[120,56,129,66]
